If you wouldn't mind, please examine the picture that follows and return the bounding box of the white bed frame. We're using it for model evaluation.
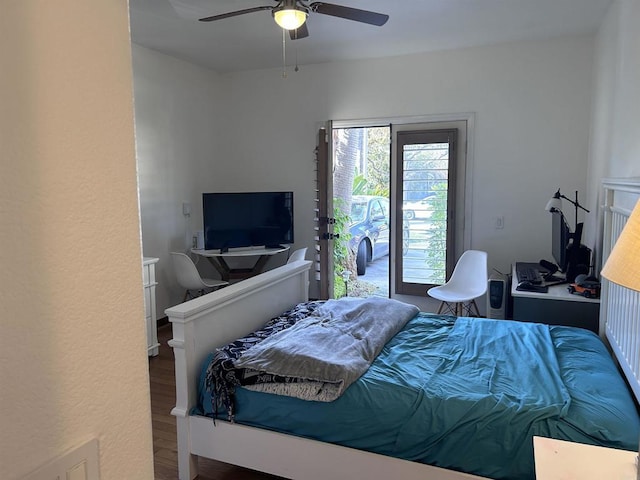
[166,260,483,480]
[166,178,640,480]
[601,178,640,404]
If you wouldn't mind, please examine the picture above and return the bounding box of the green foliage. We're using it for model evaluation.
[424,182,448,283]
[349,127,391,198]
[332,198,351,264]
[365,127,390,194]
[352,175,369,195]
[353,174,389,197]
[332,198,352,291]
[334,277,347,298]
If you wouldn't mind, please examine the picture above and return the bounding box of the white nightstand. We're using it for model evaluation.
[534,436,638,479]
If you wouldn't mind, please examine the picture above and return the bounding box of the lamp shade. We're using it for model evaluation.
[601,199,640,292]
[545,196,562,212]
[273,8,307,30]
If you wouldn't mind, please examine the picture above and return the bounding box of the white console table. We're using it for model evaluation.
[143,256,160,356]
[192,246,289,282]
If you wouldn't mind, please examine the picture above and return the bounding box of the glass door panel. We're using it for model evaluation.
[396,129,457,295]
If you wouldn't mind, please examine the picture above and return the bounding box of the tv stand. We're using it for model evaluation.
[191,246,290,282]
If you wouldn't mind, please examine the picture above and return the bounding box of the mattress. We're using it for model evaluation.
[197,312,640,480]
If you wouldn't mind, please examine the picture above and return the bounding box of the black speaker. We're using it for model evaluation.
[565,244,591,283]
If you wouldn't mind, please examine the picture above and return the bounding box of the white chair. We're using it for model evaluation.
[427,250,488,317]
[287,247,308,264]
[170,252,228,302]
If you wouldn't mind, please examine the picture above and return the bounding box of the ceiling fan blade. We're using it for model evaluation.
[199,6,273,22]
[289,22,309,40]
[309,2,388,26]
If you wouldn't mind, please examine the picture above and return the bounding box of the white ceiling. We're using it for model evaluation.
[128,0,613,73]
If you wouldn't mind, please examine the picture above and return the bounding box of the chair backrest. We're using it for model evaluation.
[447,250,488,296]
[287,247,308,264]
[170,252,206,290]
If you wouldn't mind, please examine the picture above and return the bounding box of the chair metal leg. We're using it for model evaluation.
[183,290,198,302]
[436,300,482,317]
[470,299,481,317]
[462,300,480,317]
[437,301,465,316]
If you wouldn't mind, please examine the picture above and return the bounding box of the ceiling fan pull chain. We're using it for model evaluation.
[282,29,287,78]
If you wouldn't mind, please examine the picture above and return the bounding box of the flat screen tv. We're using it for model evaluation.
[203,192,294,251]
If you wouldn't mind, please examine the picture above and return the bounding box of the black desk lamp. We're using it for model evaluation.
[545,189,590,231]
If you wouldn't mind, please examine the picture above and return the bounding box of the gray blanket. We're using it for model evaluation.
[234,297,419,401]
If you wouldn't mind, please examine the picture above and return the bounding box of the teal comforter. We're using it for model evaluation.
[202,314,640,479]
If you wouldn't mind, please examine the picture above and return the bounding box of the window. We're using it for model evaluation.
[370,198,386,220]
[394,128,458,296]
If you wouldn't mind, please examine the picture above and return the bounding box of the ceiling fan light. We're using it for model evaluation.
[273,8,307,30]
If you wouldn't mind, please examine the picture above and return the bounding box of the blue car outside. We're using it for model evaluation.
[349,196,393,276]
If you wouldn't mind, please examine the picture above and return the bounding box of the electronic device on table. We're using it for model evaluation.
[514,263,549,293]
[551,210,591,282]
[515,263,544,285]
[515,208,593,294]
[514,259,566,293]
[203,191,294,252]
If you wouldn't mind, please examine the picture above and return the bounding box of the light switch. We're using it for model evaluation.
[67,460,88,480]
[182,202,191,216]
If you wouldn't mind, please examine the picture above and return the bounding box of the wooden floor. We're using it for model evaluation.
[149,324,282,480]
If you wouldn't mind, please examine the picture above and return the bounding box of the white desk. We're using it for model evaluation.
[534,436,638,480]
[511,265,600,333]
[192,246,289,282]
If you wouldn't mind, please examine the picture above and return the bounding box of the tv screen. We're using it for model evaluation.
[203,192,294,251]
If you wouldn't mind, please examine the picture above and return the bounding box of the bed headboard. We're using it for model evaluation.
[165,260,312,419]
[601,177,640,404]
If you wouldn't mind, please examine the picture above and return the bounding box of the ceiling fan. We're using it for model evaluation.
[198,0,389,40]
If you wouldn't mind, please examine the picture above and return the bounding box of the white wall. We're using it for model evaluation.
[132,46,232,313]
[134,35,597,307]
[222,36,595,279]
[607,0,640,176]
[1,2,153,480]
[585,0,640,267]
[4,2,636,478]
